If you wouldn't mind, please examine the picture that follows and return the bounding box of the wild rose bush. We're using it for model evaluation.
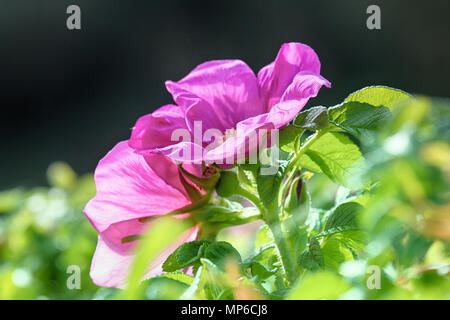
[82,42,450,299]
[1,42,447,300]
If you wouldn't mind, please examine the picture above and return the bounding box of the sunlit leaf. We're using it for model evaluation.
[293,106,329,130]
[122,218,191,299]
[344,86,411,109]
[298,132,364,188]
[287,270,351,300]
[325,202,362,231]
[162,240,211,272]
[279,126,304,153]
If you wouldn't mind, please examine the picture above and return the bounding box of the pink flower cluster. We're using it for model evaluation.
[84,42,330,288]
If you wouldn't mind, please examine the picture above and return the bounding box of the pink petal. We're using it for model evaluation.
[90,222,198,288]
[129,104,188,151]
[280,71,331,103]
[265,72,332,128]
[166,60,264,131]
[204,118,275,165]
[184,98,231,134]
[257,42,323,109]
[84,141,191,233]
[148,141,206,164]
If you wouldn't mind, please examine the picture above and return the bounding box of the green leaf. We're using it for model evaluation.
[217,169,262,207]
[162,240,211,272]
[328,101,391,138]
[123,217,191,299]
[279,126,304,153]
[333,230,366,252]
[386,97,431,136]
[298,132,364,188]
[287,270,351,300]
[253,225,282,271]
[293,106,329,130]
[192,201,260,228]
[143,276,191,300]
[199,258,234,300]
[153,272,194,286]
[308,236,324,267]
[334,186,352,205]
[176,241,211,268]
[317,225,359,238]
[255,224,275,249]
[344,85,411,110]
[298,236,324,270]
[237,164,259,195]
[249,262,277,282]
[325,202,362,231]
[298,250,321,271]
[216,171,240,198]
[305,207,327,232]
[257,161,287,207]
[180,265,205,299]
[319,202,365,258]
[321,237,354,271]
[204,241,241,270]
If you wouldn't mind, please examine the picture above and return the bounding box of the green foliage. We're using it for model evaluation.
[287,270,351,300]
[256,162,287,208]
[344,85,411,109]
[122,218,192,299]
[279,126,304,153]
[0,164,101,299]
[293,106,329,130]
[162,240,241,274]
[328,102,391,139]
[1,85,449,300]
[163,240,211,272]
[298,132,364,188]
[324,202,361,230]
[120,87,450,300]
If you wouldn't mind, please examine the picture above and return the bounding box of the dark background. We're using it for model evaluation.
[1,0,449,189]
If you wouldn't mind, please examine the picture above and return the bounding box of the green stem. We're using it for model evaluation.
[265,129,328,286]
[264,204,298,286]
[278,130,327,207]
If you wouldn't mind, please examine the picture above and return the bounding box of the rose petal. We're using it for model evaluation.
[84,141,191,232]
[280,71,331,103]
[257,42,323,109]
[129,104,188,151]
[166,60,263,131]
[90,223,198,288]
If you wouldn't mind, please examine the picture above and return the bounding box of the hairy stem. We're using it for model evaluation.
[264,204,298,286]
[265,129,328,286]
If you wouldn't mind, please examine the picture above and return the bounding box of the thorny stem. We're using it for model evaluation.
[266,129,328,286]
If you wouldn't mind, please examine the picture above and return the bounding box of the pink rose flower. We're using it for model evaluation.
[84,42,330,288]
[129,42,330,165]
[84,141,200,288]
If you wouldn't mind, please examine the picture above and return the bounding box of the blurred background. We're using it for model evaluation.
[1,0,449,188]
